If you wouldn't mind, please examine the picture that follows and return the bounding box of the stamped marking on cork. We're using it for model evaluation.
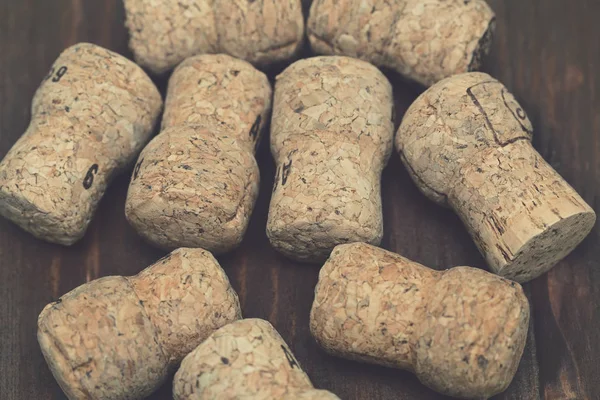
[173,319,340,400]
[307,0,496,86]
[266,56,394,262]
[249,115,262,139]
[46,65,69,82]
[125,54,272,254]
[82,164,99,189]
[396,72,596,282]
[310,243,530,399]
[0,43,162,245]
[281,344,300,369]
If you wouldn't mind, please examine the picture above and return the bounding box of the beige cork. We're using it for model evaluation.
[0,43,162,245]
[267,56,394,263]
[396,72,596,282]
[124,0,305,75]
[125,54,272,254]
[173,318,340,400]
[307,0,496,87]
[311,243,529,399]
[38,248,241,400]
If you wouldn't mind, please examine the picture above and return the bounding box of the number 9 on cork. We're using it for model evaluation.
[267,56,394,262]
[0,43,162,245]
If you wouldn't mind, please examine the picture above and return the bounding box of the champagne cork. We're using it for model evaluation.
[307,0,496,86]
[267,56,394,262]
[396,72,596,282]
[311,243,530,399]
[174,318,340,400]
[124,0,305,75]
[125,54,272,254]
[38,248,241,400]
[0,43,162,245]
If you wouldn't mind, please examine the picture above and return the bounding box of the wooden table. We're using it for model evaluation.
[1,1,598,399]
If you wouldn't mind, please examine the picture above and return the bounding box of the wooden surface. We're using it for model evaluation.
[0,1,599,399]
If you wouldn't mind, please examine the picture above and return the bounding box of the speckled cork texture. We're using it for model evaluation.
[307,0,496,87]
[38,248,241,400]
[173,318,340,400]
[0,43,162,245]
[396,72,596,282]
[311,243,530,399]
[126,54,272,254]
[124,0,305,75]
[267,56,394,263]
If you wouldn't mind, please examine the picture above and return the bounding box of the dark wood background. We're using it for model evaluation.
[1,1,599,399]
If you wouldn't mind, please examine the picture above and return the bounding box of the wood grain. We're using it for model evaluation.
[0,1,598,399]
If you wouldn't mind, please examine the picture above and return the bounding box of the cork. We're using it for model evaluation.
[37,247,241,400]
[311,243,530,399]
[125,54,272,254]
[267,56,394,262]
[0,43,162,245]
[173,318,340,400]
[124,0,305,75]
[396,72,596,282]
[307,0,496,87]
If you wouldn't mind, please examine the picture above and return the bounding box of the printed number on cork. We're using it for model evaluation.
[273,167,281,193]
[45,66,68,83]
[280,345,299,369]
[83,164,99,189]
[133,158,144,180]
[249,115,261,139]
[466,81,533,142]
[281,151,297,186]
[281,161,292,186]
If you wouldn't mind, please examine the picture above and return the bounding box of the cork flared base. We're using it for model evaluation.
[125,126,260,255]
[0,187,84,246]
[494,209,595,282]
[450,140,597,283]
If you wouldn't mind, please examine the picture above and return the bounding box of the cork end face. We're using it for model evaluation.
[0,185,86,245]
[415,267,530,399]
[37,277,169,400]
[495,208,596,282]
[38,305,89,400]
[468,17,496,72]
[266,219,383,263]
[125,193,250,255]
